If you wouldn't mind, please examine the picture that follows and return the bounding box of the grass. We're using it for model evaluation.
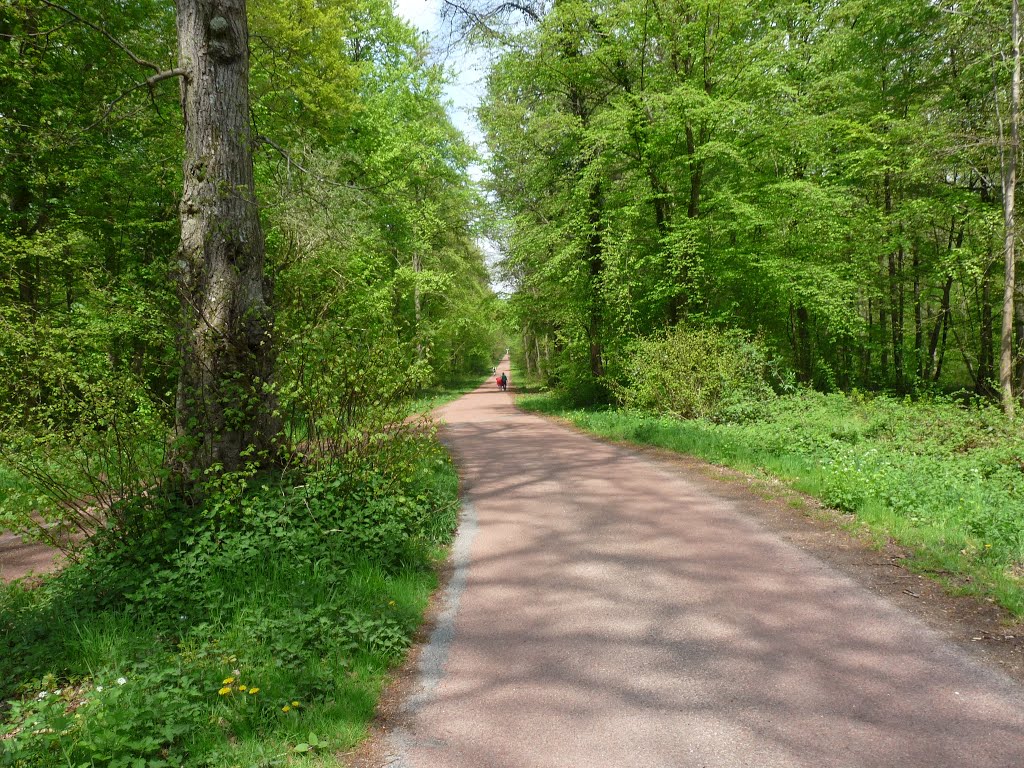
[0,440,461,767]
[517,388,1024,617]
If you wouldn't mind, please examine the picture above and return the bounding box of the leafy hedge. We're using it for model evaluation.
[613,325,783,422]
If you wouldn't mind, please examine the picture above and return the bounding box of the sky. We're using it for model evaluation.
[392,0,488,159]
[393,0,509,293]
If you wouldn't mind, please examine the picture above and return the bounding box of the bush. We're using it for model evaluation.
[613,326,780,422]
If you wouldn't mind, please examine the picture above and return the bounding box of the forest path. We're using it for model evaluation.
[0,530,64,583]
[378,356,1024,768]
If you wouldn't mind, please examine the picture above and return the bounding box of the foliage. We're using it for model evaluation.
[0,434,460,767]
[612,325,783,422]
[0,0,499,539]
[0,2,490,763]
[518,388,1024,615]
[481,0,1021,401]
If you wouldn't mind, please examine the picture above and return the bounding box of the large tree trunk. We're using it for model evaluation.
[1001,0,1021,417]
[173,0,277,477]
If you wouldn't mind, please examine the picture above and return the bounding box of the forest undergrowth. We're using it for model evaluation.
[516,342,1024,618]
[0,413,466,768]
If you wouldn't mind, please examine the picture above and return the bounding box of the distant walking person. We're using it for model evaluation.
[500,372,508,391]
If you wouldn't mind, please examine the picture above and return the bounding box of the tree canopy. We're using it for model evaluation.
[0,0,501,523]
[478,0,1024,408]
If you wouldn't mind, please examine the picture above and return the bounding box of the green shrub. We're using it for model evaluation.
[614,326,780,422]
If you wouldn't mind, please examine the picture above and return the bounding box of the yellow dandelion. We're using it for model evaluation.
[388,600,396,606]
[238,685,248,692]
[223,677,235,685]
[248,688,260,695]
[282,705,291,712]
[218,687,232,696]
[291,701,300,708]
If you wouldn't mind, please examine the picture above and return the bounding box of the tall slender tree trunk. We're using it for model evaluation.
[889,245,905,392]
[882,173,895,387]
[173,0,277,477]
[863,296,873,385]
[929,275,954,381]
[913,243,923,379]
[878,270,889,380]
[979,261,995,393]
[796,304,812,384]
[412,251,424,360]
[11,181,38,320]
[586,184,605,378]
[1000,0,1021,417]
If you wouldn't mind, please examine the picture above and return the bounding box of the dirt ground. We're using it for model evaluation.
[0,530,65,585]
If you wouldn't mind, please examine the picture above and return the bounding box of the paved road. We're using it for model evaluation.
[385,358,1024,768]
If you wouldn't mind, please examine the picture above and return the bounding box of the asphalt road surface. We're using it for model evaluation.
[383,358,1024,768]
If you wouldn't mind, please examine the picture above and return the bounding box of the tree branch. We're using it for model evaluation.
[85,68,187,131]
[38,0,166,73]
[255,135,393,196]
[440,0,544,44]
[256,135,337,185]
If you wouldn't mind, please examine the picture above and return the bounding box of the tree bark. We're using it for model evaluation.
[863,296,873,386]
[173,0,277,477]
[412,250,424,360]
[913,243,922,379]
[979,261,995,394]
[1000,0,1021,417]
[586,184,605,379]
[928,275,954,381]
[889,245,905,392]
[796,304,812,384]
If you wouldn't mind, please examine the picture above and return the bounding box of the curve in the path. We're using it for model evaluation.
[386,357,1024,768]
